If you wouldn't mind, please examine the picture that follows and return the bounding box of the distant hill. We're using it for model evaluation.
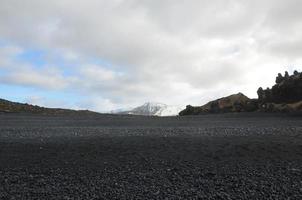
[180,70,302,115]
[112,102,183,116]
[0,98,98,115]
[179,93,258,115]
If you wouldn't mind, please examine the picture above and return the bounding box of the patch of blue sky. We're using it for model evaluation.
[0,84,84,106]
[0,85,37,103]
[12,47,77,78]
[0,39,11,47]
[14,48,46,68]
[1,38,125,73]
[0,68,10,75]
[12,46,125,75]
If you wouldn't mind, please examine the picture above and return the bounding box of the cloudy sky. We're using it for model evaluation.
[0,0,301,112]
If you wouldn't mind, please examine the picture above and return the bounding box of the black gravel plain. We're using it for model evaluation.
[0,113,302,199]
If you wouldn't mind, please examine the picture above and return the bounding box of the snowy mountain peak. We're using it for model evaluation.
[139,102,167,113]
[112,102,184,116]
[142,102,166,107]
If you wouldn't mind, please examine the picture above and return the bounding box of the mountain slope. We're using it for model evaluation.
[0,98,98,115]
[113,102,183,116]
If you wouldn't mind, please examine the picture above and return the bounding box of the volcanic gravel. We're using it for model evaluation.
[0,113,302,199]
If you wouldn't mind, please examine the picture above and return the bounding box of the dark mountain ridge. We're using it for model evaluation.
[0,98,98,115]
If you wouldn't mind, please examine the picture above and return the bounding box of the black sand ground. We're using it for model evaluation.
[0,113,302,199]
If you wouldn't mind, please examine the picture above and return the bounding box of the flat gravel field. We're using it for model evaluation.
[0,113,302,199]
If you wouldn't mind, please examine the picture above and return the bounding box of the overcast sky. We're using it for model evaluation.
[0,0,301,112]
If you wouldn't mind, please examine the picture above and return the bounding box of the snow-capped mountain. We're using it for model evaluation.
[155,104,184,116]
[111,102,183,116]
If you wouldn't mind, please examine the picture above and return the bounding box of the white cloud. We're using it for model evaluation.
[0,45,23,67]
[78,97,119,113]
[80,64,123,82]
[0,59,71,90]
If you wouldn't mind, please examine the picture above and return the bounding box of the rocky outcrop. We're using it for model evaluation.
[257,71,302,112]
[179,93,258,116]
[257,71,302,104]
[258,101,302,113]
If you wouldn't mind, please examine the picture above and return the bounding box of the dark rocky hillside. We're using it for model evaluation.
[257,70,302,104]
[179,93,258,116]
[0,98,98,115]
[180,70,302,115]
[257,71,302,112]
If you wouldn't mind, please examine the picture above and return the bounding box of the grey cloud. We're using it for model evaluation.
[0,0,302,110]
